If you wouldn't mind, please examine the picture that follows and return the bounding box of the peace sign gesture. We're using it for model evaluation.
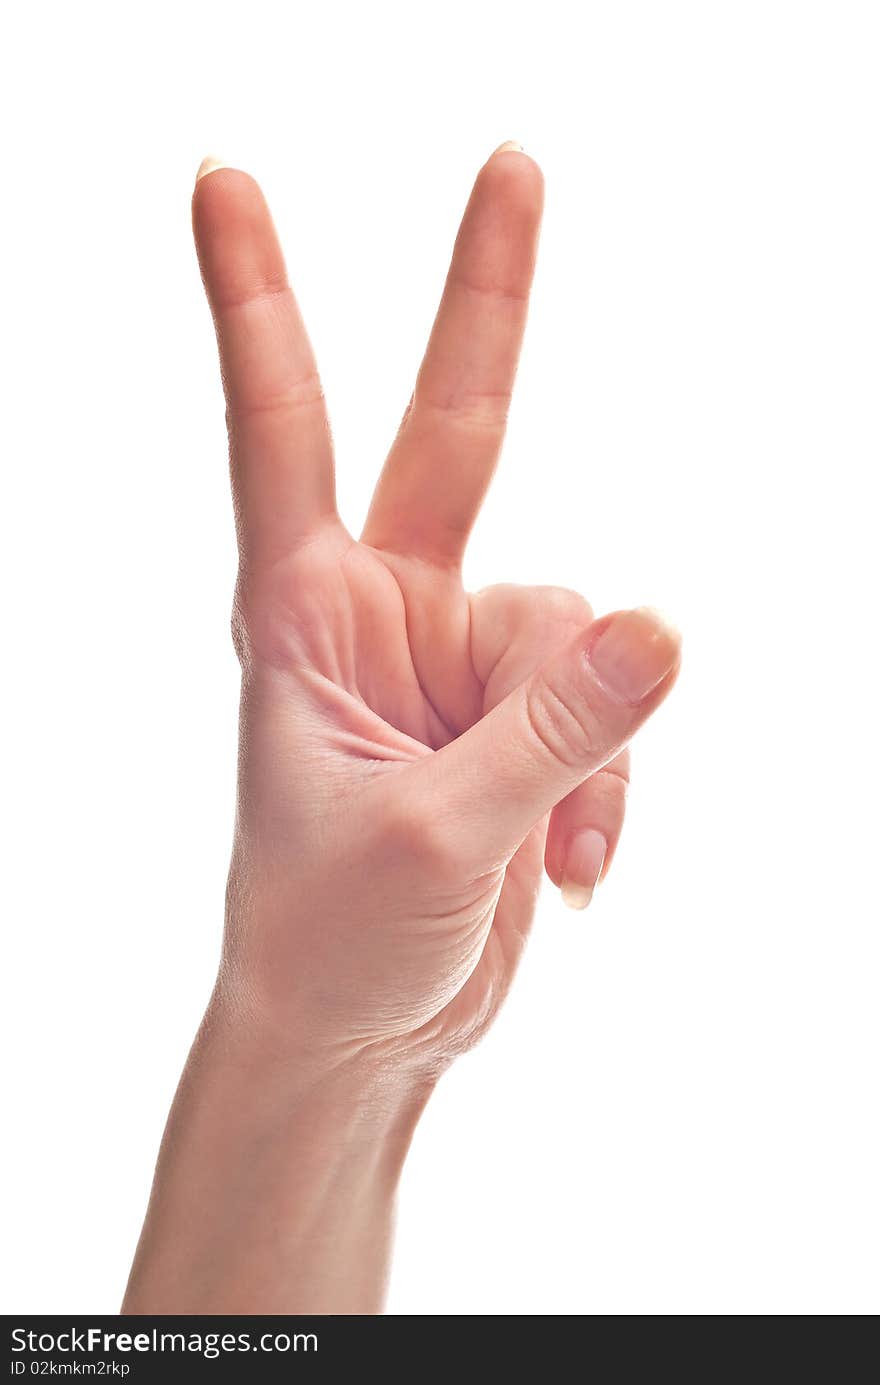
[192,146,680,1056]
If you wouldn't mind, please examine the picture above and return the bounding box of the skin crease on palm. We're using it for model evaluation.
[121,144,681,1315]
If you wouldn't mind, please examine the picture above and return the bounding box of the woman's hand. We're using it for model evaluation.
[123,146,679,1314]
[194,145,680,1069]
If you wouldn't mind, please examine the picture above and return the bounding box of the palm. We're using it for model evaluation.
[240,525,548,1044]
[250,528,479,746]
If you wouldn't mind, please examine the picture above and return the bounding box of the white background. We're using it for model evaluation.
[2,2,878,1315]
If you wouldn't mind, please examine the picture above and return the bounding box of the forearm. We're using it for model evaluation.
[122,988,434,1315]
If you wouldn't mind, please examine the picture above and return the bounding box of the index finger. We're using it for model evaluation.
[192,161,336,564]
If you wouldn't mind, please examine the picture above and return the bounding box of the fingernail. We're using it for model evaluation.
[588,607,681,705]
[493,140,525,155]
[560,828,607,910]
[195,155,228,184]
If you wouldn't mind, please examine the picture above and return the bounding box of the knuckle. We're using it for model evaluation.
[533,585,593,626]
[382,803,458,878]
[603,765,630,799]
[601,750,631,786]
[229,569,309,674]
[525,670,604,769]
[417,388,511,435]
[231,369,326,424]
[586,766,630,814]
[230,583,252,669]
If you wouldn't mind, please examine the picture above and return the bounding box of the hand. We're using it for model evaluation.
[124,145,681,1315]
[193,146,681,1069]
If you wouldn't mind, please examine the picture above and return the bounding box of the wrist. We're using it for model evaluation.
[123,986,437,1315]
[202,979,439,1162]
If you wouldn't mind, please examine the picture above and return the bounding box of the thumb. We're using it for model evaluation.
[408,607,681,867]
